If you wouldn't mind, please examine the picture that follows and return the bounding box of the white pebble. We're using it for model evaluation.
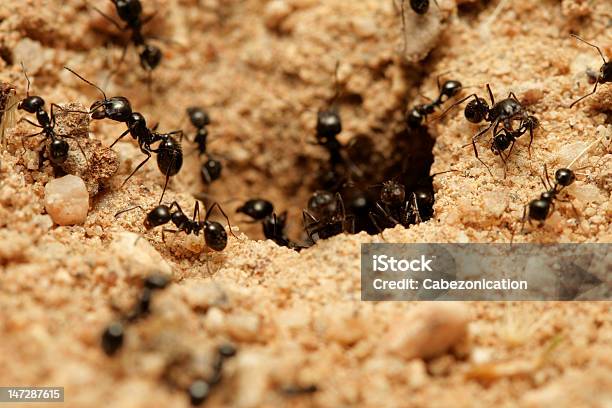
[44,175,89,225]
[385,303,471,360]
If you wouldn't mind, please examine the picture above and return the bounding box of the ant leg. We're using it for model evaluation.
[166,130,184,144]
[91,5,124,31]
[19,117,43,128]
[543,164,555,190]
[569,81,599,108]
[205,202,239,239]
[302,210,318,242]
[435,93,480,121]
[115,205,145,218]
[412,192,423,224]
[122,150,151,188]
[508,91,519,102]
[527,123,534,159]
[471,130,494,178]
[110,128,131,148]
[368,212,384,233]
[193,201,201,223]
[486,83,495,105]
[161,228,180,243]
[20,62,31,96]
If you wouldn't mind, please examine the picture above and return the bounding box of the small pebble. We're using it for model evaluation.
[44,175,89,225]
[101,322,124,356]
[188,380,210,406]
[385,303,470,360]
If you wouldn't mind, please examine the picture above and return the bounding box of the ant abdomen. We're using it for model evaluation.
[464,97,488,123]
[204,221,227,251]
[157,136,183,177]
[49,140,70,164]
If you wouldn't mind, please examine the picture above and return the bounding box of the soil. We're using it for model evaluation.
[0,0,610,407]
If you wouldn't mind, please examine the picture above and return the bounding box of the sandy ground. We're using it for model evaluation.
[0,0,611,407]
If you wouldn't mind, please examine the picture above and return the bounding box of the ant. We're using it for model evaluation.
[521,166,576,229]
[569,34,611,108]
[116,200,235,252]
[303,190,354,241]
[408,0,439,14]
[66,67,184,194]
[187,344,237,406]
[406,78,462,128]
[10,64,87,165]
[368,180,424,231]
[186,107,223,185]
[101,273,170,356]
[440,84,538,175]
[236,199,302,250]
[92,0,163,77]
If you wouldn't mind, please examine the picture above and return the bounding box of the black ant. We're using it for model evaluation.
[368,180,423,231]
[408,0,439,14]
[93,0,163,77]
[569,34,611,108]
[521,166,576,229]
[186,107,223,185]
[101,273,170,356]
[9,64,88,165]
[64,66,133,123]
[116,200,235,252]
[236,199,302,250]
[187,344,237,406]
[303,190,354,241]
[440,83,538,175]
[406,79,462,128]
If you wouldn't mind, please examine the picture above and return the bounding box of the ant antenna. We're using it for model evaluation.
[20,62,31,96]
[64,67,108,100]
[330,61,341,107]
[571,34,608,64]
[115,205,145,218]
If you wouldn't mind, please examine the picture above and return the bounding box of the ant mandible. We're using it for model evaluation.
[569,34,611,108]
[187,107,223,185]
[406,78,462,128]
[11,64,87,165]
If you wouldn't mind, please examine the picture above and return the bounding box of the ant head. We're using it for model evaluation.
[201,159,222,184]
[187,107,210,128]
[308,190,337,219]
[464,97,488,123]
[127,112,147,128]
[440,80,462,100]
[554,168,575,187]
[600,61,612,83]
[140,44,162,71]
[92,96,133,122]
[49,140,70,164]
[204,221,228,251]
[410,0,430,14]
[115,0,143,23]
[492,132,511,153]
[528,198,550,221]
[406,107,424,129]
[18,95,45,114]
[263,212,287,230]
[380,180,405,206]
[414,189,434,208]
[316,110,342,141]
[144,205,172,229]
[236,199,274,221]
